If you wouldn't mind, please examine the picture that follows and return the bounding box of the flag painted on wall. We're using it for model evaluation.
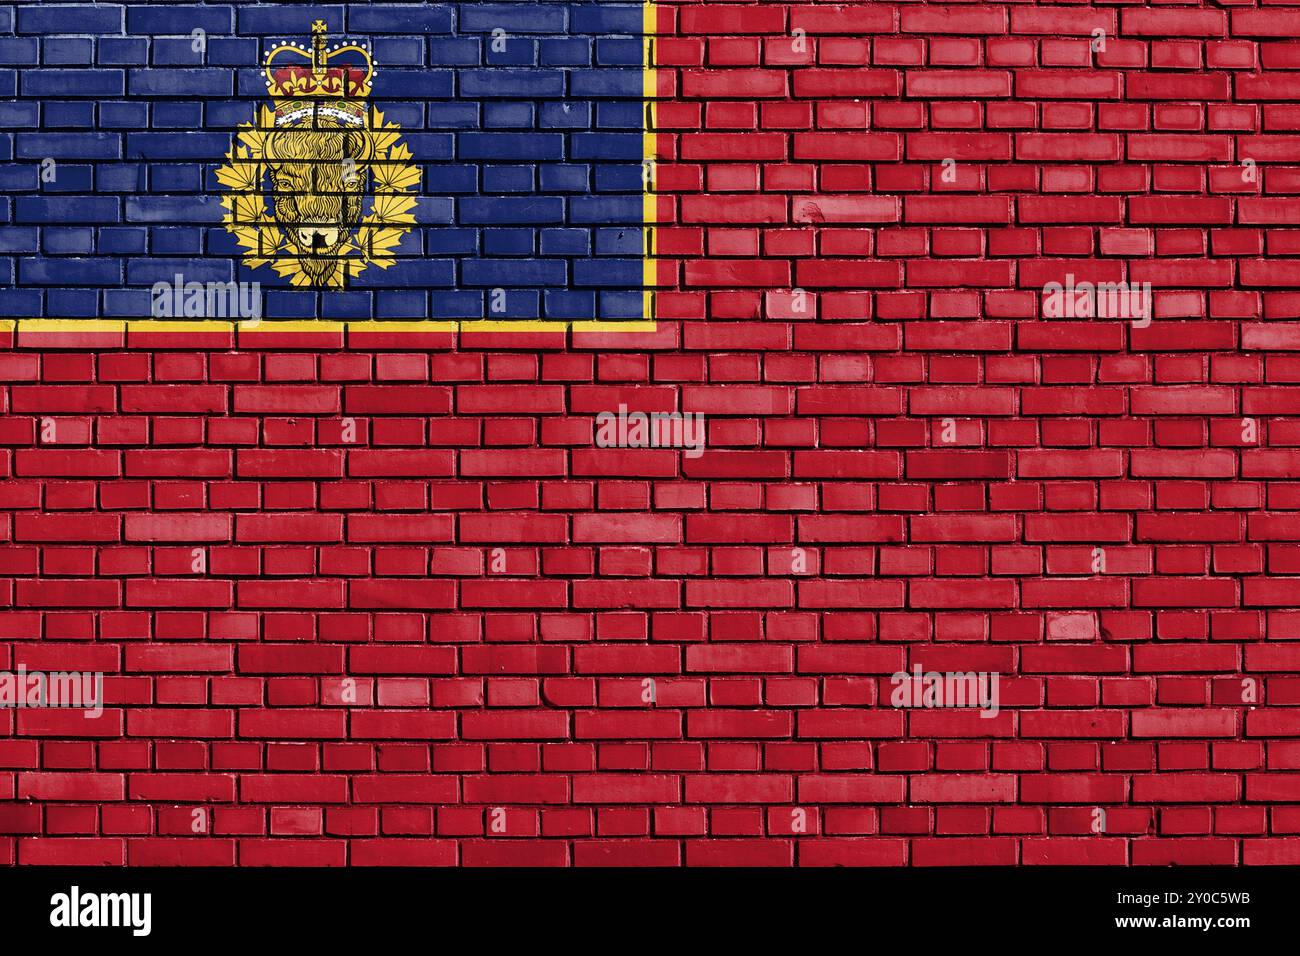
[2,2,662,334]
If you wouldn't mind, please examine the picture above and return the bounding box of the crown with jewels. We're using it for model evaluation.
[263,21,374,128]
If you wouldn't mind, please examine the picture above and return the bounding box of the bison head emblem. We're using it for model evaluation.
[264,122,371,288]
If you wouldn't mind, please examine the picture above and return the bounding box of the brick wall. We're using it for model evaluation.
[2,0,1300,866]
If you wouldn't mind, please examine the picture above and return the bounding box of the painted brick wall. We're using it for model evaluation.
[2,0,1300,867]
[1,1,647,322]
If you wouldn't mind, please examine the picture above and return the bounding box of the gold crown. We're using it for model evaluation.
[263,21,374,128]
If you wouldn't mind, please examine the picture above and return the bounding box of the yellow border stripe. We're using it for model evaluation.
[7,3,660,338]
[0,319,659,335]
[643,0,658,328]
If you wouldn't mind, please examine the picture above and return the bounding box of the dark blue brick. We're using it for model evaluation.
[152,103,204,129]
[152,227,203,254]
[320,291,373,319]
[540,38,591,66]
[15,196,118,226]
[459,70,563,98]
[462,258,565,287]
[264,290,317,319]
[391,229,427,258]
[125,195,225,224]
[126,258,233,285]
[483,102,534,129]
[349,5,452,33]
[43,102,96,129]
[0,38,39,66]
[482,166,535,193]
[206,226,242,259]
[412,197,455,225]
[572,132,642,161]
[207,38,259,67]
[205,102,257,128]
[426,228,478,255]
[596,38,644,66]
[352,258,454,288]
[398,133,455,161]
[540,165,590,192]
[376,290,430,318]
[99,227,147,255]
[595,227,643,256]
[459,5,566,33]
[20,256,120,285]
[570,68,641,98]
[540,228,590,256]
[43,227,95,255]
[600,290,644,319]
[540,101,591,129]
[597,102,643,129]
[43,38,94,65]
[373,38,425,66]
[104,289,154,317]
[375,102,424,130]
[544,290,596,319]
[0,289,43,314]
[458,133,563,161]
[574,258,640,287]
[126,5,233,36]
[365,69,452,98]
[41,165,94,193]
[428,291,480,319]
[426,165,478,194]
[484,229,535,255]
[17,5,122,35]
[236,7,344,36]
[98,37,149,66]
[97,164,147,193]
[460,197,563,225]
[572,5,644,35]
[127,133,236,161]
[203,226,234,250]
[484,290,539,318]
[0,104,39,128]
[153,38,205,66]
[0,228,39,254]
[152,164,202,192]
[128,69,231,97]
[21,69,123,97]
[570,195,641,223]
[594,164,643,191]
[428,38,479,66]
[427,103,479,129]
[99,103,149,128]
[47,288,100,317]
[485,40,537,67]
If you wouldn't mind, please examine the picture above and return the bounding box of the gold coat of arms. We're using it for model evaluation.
[216,21,420,288]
